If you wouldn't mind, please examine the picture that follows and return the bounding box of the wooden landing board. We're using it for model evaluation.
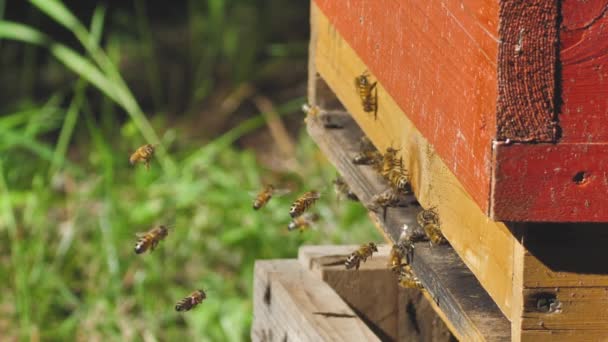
[251,260,379,342]
[298,245,455,342]
[306,115,510,342]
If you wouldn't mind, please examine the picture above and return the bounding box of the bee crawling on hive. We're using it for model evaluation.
[345,242,378,270]
[287,212,320,232]
[175,289,207,312]
[289,190,321,218]
[129,143,156,170]
[369,188,408,220]
[332,176,358,202]
[354,71,378,119]
[388,224,427,273]
[352,136,382,166]
[252,184,290,210]
[134,225,170,254]
[417,207,447,245]
[398,266,424,289]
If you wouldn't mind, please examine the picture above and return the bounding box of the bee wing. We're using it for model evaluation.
[135,232,147,238]
[272,188,291,197]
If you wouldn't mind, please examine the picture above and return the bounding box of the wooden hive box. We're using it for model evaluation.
[310,0,608,222]
[307,1,608,341]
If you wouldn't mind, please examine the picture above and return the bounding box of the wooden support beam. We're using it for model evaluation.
[251,260,380,342]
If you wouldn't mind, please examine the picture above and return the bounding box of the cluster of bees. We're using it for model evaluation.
[305,70,448,289]
[129,144,207,312]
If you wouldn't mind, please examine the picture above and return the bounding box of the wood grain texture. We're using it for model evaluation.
[298,245,456,342]
[560,0,608,143]
[491,142,608,221]
[314,0,499,213]
[251,260,380,342]
[306,114,510,342]
[309,3,515,320]
[496,0,559,142]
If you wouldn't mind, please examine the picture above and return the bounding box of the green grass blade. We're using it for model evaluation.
[28,0,79,31]
[0,20,48,44]
[49,80,87,177]
[89,4,106,46]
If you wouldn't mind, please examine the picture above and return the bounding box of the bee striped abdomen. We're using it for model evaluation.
[289,191,320,218]
[345,242,378,270]
[253,185,275,210]
[175,290,206,312]
[134,225,169,254]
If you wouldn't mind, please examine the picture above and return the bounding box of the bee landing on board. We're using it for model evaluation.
[417,207,447,245]
[354,71,378,119]
[345,242,378,270]
[175,289,207,312]
[369,188,408,220]
[398,266,424,289]
[287,212,320,232]
[252,185,290,210]
[134,225,170,254]
[333,176,358,202]
[289,190,321,218]
[129,144,155,170]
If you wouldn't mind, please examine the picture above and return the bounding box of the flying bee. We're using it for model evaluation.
[134,225,170,254]
[354,71,378,119]
[252,185,289,210]
[398,266,423,289]
[129,144,155,170]
[175,289,207,312]
[345,242,378,270]
[287,212,320,232]
[417,207,447,245]
[289,190,321,218]
[333,176,358,202]
[369,189,407,220]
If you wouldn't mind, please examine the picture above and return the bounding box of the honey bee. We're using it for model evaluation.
[355,71,378,119]
[129,144,155,169]
[345,242,378,270]
[302,103,320,117]
[398,266,423,289]
[287,212,320,232]
[369,189,407,220]
[388,243,407,273]
[252,184,290,210]
[417,207,446,245]
[134,225,170,254]
[333,176,358,202]
[352,151,383,166]
[385,164,410,193]
[289,190,321,218]
[175,289,207,312]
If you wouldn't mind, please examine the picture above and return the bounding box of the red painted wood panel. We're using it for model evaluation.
[560,0,608,143]
[315,0,499,211]
[492,143,608,221]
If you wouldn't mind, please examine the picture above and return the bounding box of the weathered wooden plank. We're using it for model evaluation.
[251,260,379,342]
[305,114,510,342]
[560,0,608,143]
[298,245,455,342]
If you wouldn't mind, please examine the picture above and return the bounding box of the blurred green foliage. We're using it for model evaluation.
[0,0,380,341]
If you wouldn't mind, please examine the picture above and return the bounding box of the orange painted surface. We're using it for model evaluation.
[560,0,608,143]
[314,0,499,212]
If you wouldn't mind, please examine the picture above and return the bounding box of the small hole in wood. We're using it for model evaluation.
[264,283,271,306]
[572,171,588,185]
[531,292,561,313]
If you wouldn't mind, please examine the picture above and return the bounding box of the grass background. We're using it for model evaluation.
[0,1,380,340]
